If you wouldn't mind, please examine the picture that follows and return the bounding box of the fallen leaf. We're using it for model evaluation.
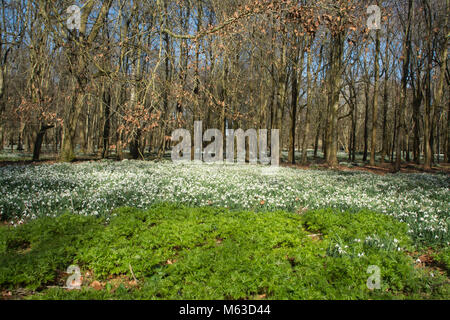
[128,280,138,287]
[90,281,103,291]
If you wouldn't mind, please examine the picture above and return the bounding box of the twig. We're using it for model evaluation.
[129,263,138,283]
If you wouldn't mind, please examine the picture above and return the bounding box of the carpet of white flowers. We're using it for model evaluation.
[0,160,448,246]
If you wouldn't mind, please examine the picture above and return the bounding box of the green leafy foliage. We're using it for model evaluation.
[1,204,448,299]
[0,214,104,290]
[433,247,450,276]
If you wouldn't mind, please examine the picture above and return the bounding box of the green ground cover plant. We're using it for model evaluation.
[1,204,448,300]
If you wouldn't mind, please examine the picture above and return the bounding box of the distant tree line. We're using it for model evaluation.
[0,0,448,171]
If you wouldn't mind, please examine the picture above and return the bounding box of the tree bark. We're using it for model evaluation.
[52,0,114,162]
[33,124,54,161]
[301,39,313,165]
[370,29,380,166]
[326,32,344,167]
[395,0,413,172]
[102,86,111,159]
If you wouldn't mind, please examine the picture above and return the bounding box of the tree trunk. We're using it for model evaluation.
[412,87,422,164]
[61,92,84,162]
[288,64,298,164]
[351,97,357,162]
[370,29,380,166]
[326,32,344,167]
[33,124,54,161]
[51,0,113,162]
[427,0,448,166]
[101,86,111,159]
[301,40,313,165]
[0,124,3,152]
[363,82,369,162]
[395,0,413,172]
[288,42,301,164]
[380,79,389,164]
[314,116,321,159]
[0,64,5,152]
[446,99,450,163]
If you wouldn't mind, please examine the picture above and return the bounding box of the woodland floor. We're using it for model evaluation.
[1,149,449,176]
[0,151,448,300]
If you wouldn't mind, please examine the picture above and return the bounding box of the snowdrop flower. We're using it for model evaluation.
[0,161,447,247]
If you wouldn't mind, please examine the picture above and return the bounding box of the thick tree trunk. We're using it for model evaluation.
[33,124,54,161]
[130,129,143,160]
[427,1,448,166]
[60,93,84,162]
